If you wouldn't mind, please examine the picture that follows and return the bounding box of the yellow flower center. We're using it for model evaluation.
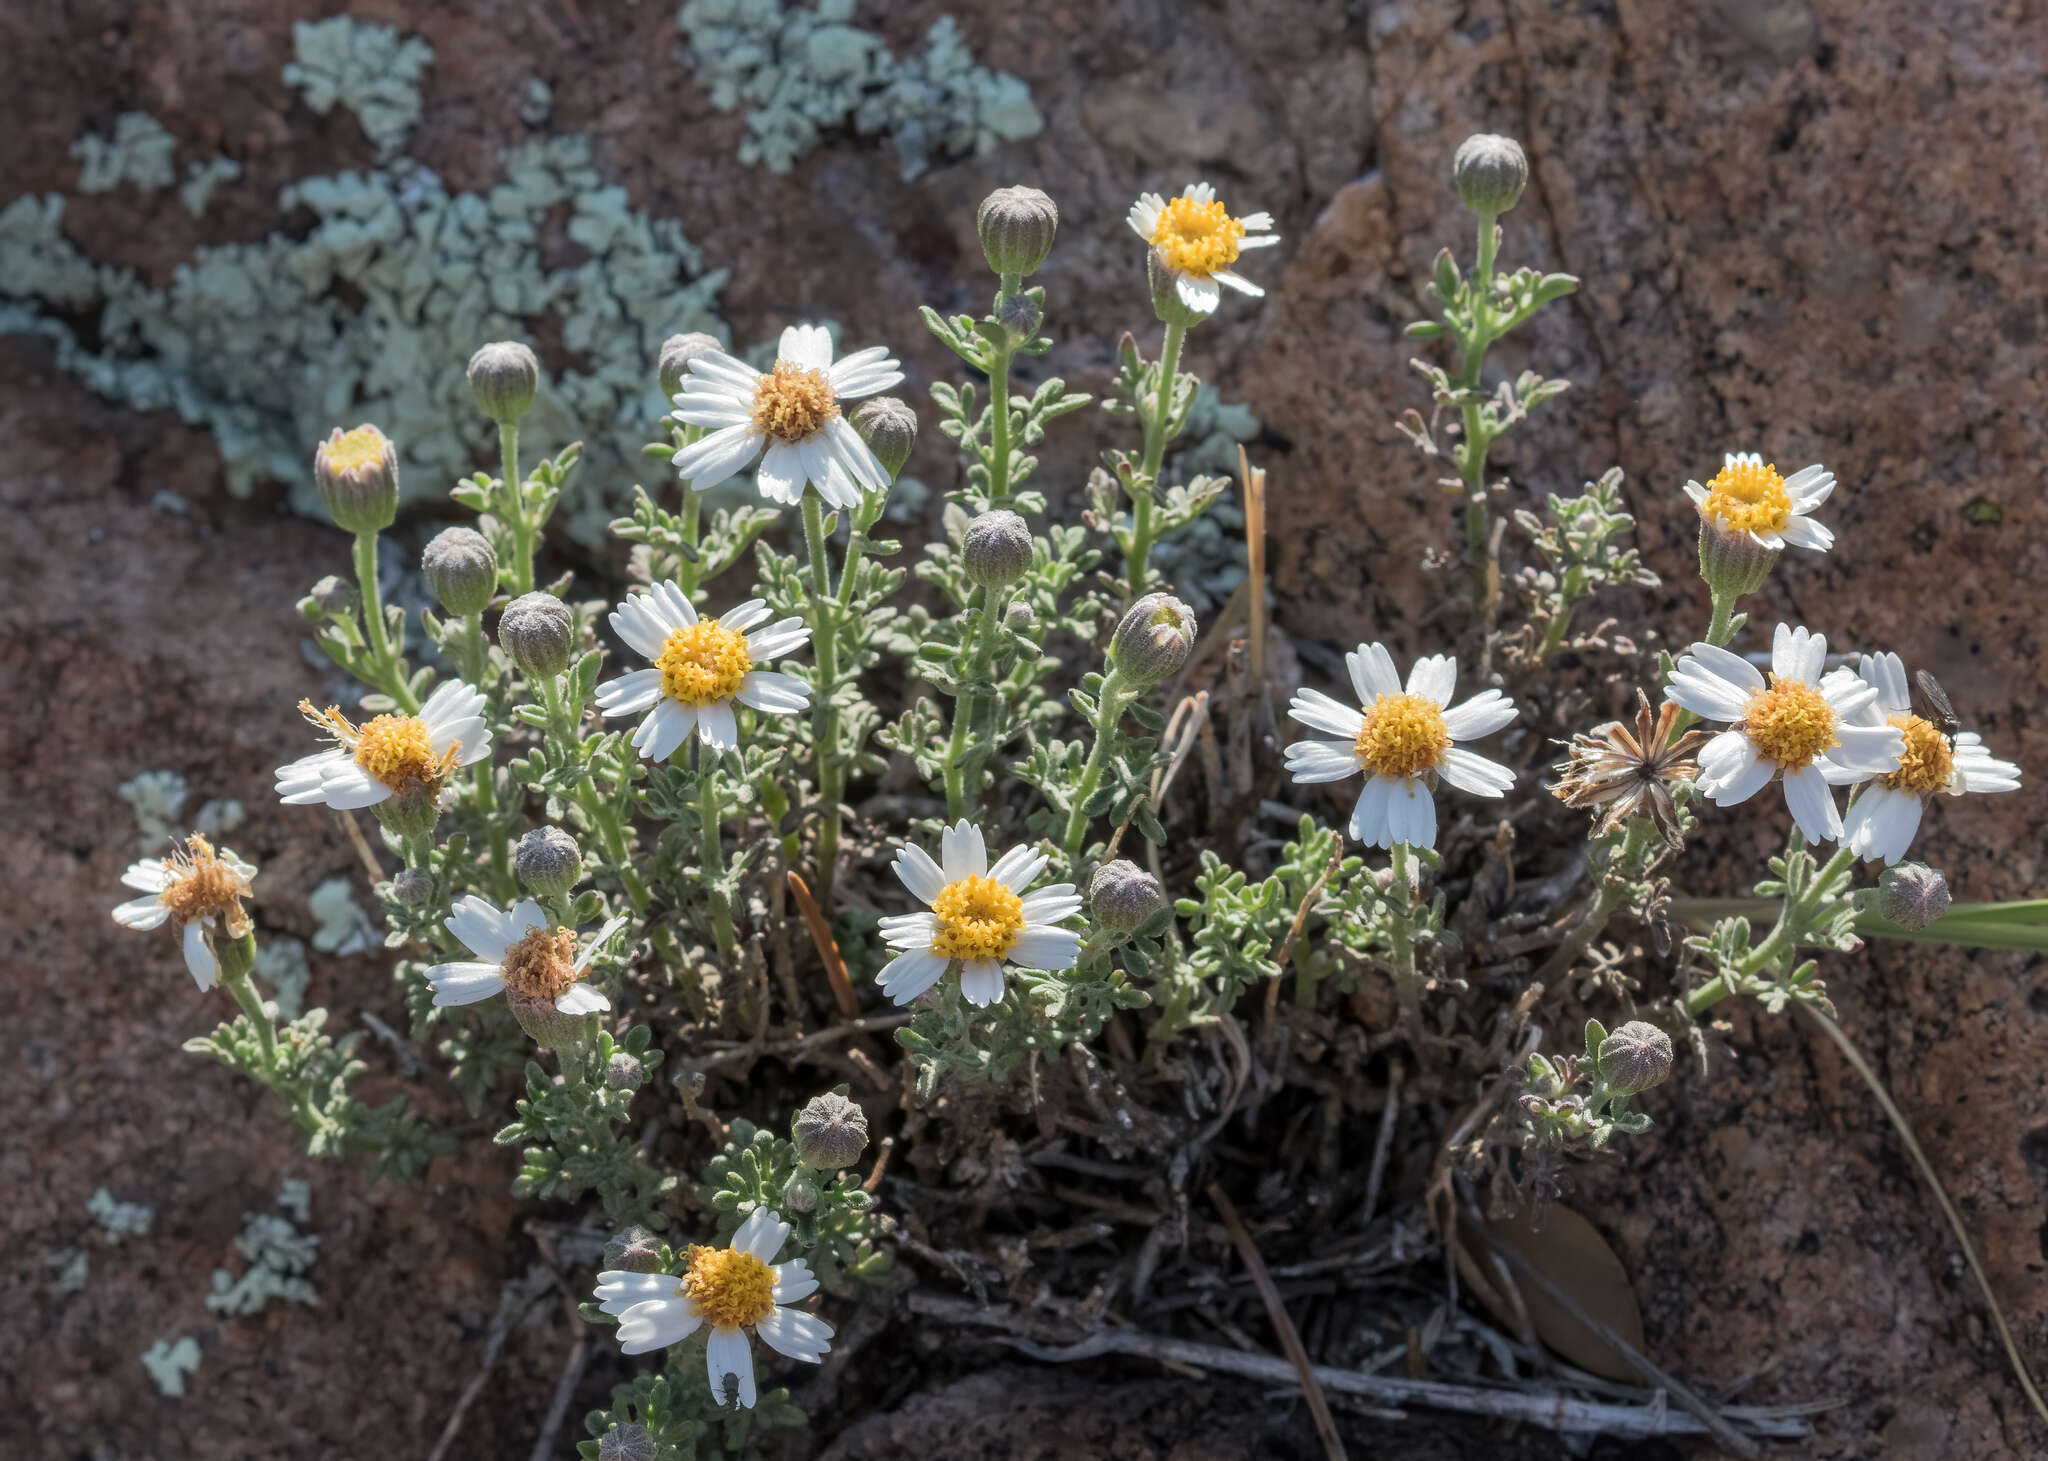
[655,621,753,707]
[1699,459,1792,537]
[300,699,460,793]
[682,1244,778,1331]
[500,925,582,1001]
[321,424,389,475]
[1742,678,1839,768]
[1879,713,1955,795]
[928,875,1025,962]
[1352,693,1452,780]
[1150,195,1246,277]
[158,835,253,934]
[751,361,839,443]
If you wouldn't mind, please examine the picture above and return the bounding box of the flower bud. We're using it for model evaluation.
[998,289,1043,344]
[1087,858,1167,935]
[373,783,441,840]
[598,1426,656,1461]
[498,592,574,679]
[780,1170,821,1214]
[792,1091,868,1172]
[1006,600,1036,632]
[1878,862,1951,931]
[962,509,1033,589]
[390,867,433,906]
[602,1226,665,1274]
[606,1051,644,1090]
[850,397,918,480]
[507,990,589,1050]
[658,331,722,399]
[1696,517,1778,601]
[1596,1021,1673,1096]
[1147,247,1209,329]
[466,341,540,423]
[421,527,498,617]
[1110,592,1198,685]
[313,425,400,535]
[976,185,1058,277]
[515,825,582,897]
[1452,133,1528,217]
[302,575,356,621]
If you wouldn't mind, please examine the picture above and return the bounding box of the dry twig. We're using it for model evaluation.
[1209,1184,1347,1461]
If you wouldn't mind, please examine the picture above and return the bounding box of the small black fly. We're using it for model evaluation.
[1913,669,1960,742]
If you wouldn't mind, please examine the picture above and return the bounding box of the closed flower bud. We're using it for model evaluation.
[850,396,918,480]
[1111,592,1198,685]
[507,990,589,1049]
[1696,517,1779,600]
[962,509,1034,589]
[498,592,574,679]
[976,185,1059,277]
[602,1226,665,1274]
[998,289,1043,344]
[606,1051,643,1090]
[598,1426,656,1461]
[792,1090,868,1172]
[466,341,540,423]
[515,825,582,896]
[1006,600,1036,631]
[1147,247,1209,329]
[1878,862,1950,931]
[374,782,441,840]
[658,331,722,399]
[780,1170,821,1213]
[314,424,400,535]
[1452,133,1529,217]
[421,527,498,617]
[390,868,433,905]
[1087,858,1167,935]
[1596,1020,1674,1096]
[302,575,356,621]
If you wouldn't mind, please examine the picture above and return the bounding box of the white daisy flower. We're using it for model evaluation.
[594,1208,831,1408]
[876,820,1082,1009]
[111,834,256,991]
[1281,644,1519,851]
[276,679,491,811]
[594,581,810,758]
[422,896,625,1016]
[1126,181,1279,317]
[1664,624,1904,844]
[1683,452,1835,552]
[1840,653,2022,864]
[669,323,903,510]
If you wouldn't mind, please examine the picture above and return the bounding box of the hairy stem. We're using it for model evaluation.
[802,494,845,903]
[1458,213,1501,618]
[1686,845,1858,1015]
[698,749,736,959]
[351,531,418,712]
[1127,320,1188,598]
[943,587,1006,819]
[1060,668,1131,860]
[501,421,534,594]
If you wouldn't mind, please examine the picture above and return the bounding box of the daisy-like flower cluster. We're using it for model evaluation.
[1128,182,1279,317]
[1283,643,1519,850]
[594,1208,830,1409]
[1685,452,1835,553]
[595,581,810,758]
[111,834,256,990]
[276,679,491,811]
[1842,652,2022,864]
[877,821,1082,1008]
[669,324,902,509]
[424,895,625,1017]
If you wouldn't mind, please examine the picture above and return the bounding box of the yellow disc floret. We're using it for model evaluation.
[500,925,582,1001]
[321,424,392,476]
[1353,693,1453,780]
[299,699,458,792]
[1699,459,1792,537]
[929,875,1026,962]
[682,1244,778,1331]
[751,361,839,443]
[1150,195,1246,277]
[158,834,253,936]
[1880,713,1955,795]
[1742,679,1839,768]
[656,621,753,707]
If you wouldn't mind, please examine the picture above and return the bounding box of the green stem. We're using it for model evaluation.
[1457,214,1500,617]
[1127,320,1188,598]
[801,495,845,903]
[351,531,418,712]
[676,422,706,593]
[1060,668,1131,860]
[1387,843,1420,1023]
[943,588,1006,819]
[698,749,736,959]
[222,956,321,1135]
[458,608,513,896]
[539,674,649,910]
[986,281,1019,505]
[1670,588,1743,736]
[1536,818,1654,983]
[501,421,534,593]
[1686,846,1857,1016]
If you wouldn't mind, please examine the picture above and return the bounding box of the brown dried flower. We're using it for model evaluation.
[1553,689,1706,849]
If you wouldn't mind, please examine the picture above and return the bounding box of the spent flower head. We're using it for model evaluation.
[1553,689,1707,850]
[112,834,256,991]
[424,896,625,1020]
[877,821,1082,1008]
[1840,653,2021,864]
[596,582,810,758]
[278,679,490,812]
[1128,182,1278,319]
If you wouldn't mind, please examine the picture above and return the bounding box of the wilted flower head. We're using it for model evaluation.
[278,680,490,813]
[111,834,256,991]
[423,896,624,1026]
[1553,689,1708,850]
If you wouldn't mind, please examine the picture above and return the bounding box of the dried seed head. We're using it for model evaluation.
[976,185,1059,277]
[792,1090,869,1171]
[962,509,1034,589]
[498,591,575,679]
[603,1225,666,1274]
[850,396,918,480]
[515,825,583,896]
[389,868,433,906]
[314,424,400,534]
[1452,133,1528,217]
[598,1425,656,1461]
[1111,592,1198,685]
[1596,1021,1674,1096]
[1087,858,1167,935]
[466,341,540,423]
[1878,862,1951,930]
[421,527,499,617]
[659,331,722,399]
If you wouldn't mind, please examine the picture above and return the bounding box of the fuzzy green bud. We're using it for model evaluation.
[1877,862,1951,931]
[1696,516,1779,601]
[602,1226,664,1274]
[598,1426,656,1461]
[313,424,400,535]
[1087,858,1168,935]
[1596,1020,1673,1096]
[1111,592,1198,685]
[466,341,540,423]
[792,1091,868,1172]
[780,1170,822,1214]
[514,825,582,897]
[1006,600,1036,632]
[606,1051,644,1090]
[962,509,1034,589]
[421,527,498,617]
[976,185,1059,277]
[1453,133,1528,217]
[498,592,574,679]
[1146,247,1209,329]
[389,868,433,906]
[998,289,1043,344]
[659,331,722,399]
[301,574,356,621]
[216,930,258,985]
[850,396,918,480]
[373,783,441,840]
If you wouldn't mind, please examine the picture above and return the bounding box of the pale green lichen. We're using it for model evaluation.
[141,1336,201,1397]
[206,1209,320,1315]
[179,156,242,217]
[117,770,189,852]
[678,0,1042,178]
[54,1249,90,1293]
[88,1186,156,1242]
[282,16,435,158]
[310,877,378,956]
[194,797,247,837]
[253,937,312,1020]
[72,112,177,194]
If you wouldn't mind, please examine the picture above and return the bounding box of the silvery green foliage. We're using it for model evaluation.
[496,1026,677,1228]
[1516,1018,1657,1160]
[281,16,436,158]
[71,111,177,194]
[117,769,189,852]
[677,0,1043,177]
[696,1117,893,1287]
[1685,835,1858,1017]
[578,1369,803,1461]
[252,936,313,1020]
[1511,466,1661,655]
